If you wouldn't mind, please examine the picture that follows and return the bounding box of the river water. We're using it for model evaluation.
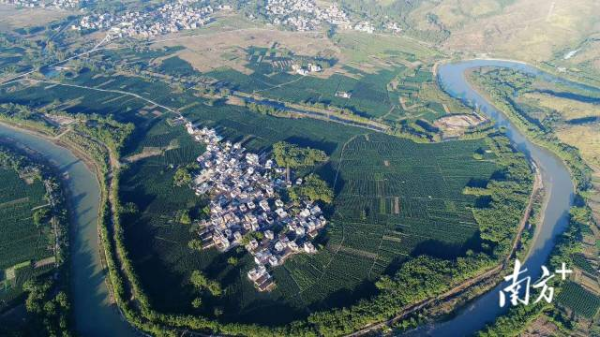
[0,124,135,337]
[0,59,591,337]
[404,60,581,336]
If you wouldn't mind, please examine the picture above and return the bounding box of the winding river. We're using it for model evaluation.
[0,59,595,337]
[404,60,583,336]
[0,124,135,337]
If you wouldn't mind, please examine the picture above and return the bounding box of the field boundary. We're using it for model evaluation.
[346,161,544,336]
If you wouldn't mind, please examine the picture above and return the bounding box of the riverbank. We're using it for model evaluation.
[0,139,72,335]
[347,160,545,336]
[401,59,575,337]
[0,121,136,336]
[0,121,111,281]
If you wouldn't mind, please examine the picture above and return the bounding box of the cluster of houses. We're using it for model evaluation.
[71,0,214,38]
[266,0,352,31]
[263,0,402,35]
[291,62,322,76]
[0,0,81,9]
[353,21,375,34]
[335,91,352,99]
[183,120,328,292]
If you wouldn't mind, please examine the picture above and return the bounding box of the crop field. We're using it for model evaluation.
[0,4,71,31]
[210,65,406,118]
[119,103,503,325]
[0,166,53,310]
[0,68,201,124]
[158,56,199,77]
[331,31,439,66]
[557,281,600,319]
[277,133,497,310]
[0,46,31,75]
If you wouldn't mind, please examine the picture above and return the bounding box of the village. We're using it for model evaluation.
[72,0,216,38]
[265,0,384,33]
[1,0,403,37]
[0,0,81,9]
[183,119,328,292]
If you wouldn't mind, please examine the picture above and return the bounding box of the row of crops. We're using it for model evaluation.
[557,281,600,319]
[118,104,506,325]
[0,168,50,270]
[0,167,54,311]
[208,64,405,119]
[276,133,499,310]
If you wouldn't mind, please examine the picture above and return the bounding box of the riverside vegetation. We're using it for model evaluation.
[468,67,600,336]
[0,3,582,335]
[0,144,72,337]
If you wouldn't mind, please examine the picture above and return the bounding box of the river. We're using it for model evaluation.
[0,124,135,337]
[0,59,590,337]
[404,60,583,336]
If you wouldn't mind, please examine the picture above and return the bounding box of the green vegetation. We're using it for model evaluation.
[174,163,199,187]
[468,68,594,190]
[470,136,532,255]
[0,14,557,335]
[477,205,599,336]
[22,279,72,337]
[116,97,531,334]
[557,281,600,319]
[0,152,49,272]
[190,270,222,297]
[273,141,328,168]
[469,66,600,336]
[289,174,333,204]
[0,63,532,334]
[0,145,72,336]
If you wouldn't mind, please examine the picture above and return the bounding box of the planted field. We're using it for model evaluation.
[0,166,53,310]
[209,66,402,118]
[557,281,600,319]
[119,104,504,325]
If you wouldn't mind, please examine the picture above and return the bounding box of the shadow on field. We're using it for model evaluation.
[283,136,338,155]
[410,231,483,260]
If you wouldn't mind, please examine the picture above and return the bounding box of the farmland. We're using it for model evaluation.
[557,281,600,319]
[0,9,545,334]
[0,148,53,313]
[464,65,600,336]
[0,32,533,332]
[117,97,520,326]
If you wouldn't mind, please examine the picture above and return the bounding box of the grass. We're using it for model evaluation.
[557,125,600,167]
[332,31,439,67]
[523,92,600,120]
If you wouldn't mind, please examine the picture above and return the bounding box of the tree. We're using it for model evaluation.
[289,174,333,204]
[191,297,202,309]
[190,270,209,288]
[179,210,192,225]
[190,270,222,296]
[273,142,328,181]
[207,282,222,297]
[174,167,193,186]
[273,142,328,168]
[33,208,50,227]
[227,257,239,266]
[188,239,203,251]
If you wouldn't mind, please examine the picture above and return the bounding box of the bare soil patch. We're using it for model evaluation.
[434,113,486,137]
[152,28,343,75]
[0,4,72,30]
